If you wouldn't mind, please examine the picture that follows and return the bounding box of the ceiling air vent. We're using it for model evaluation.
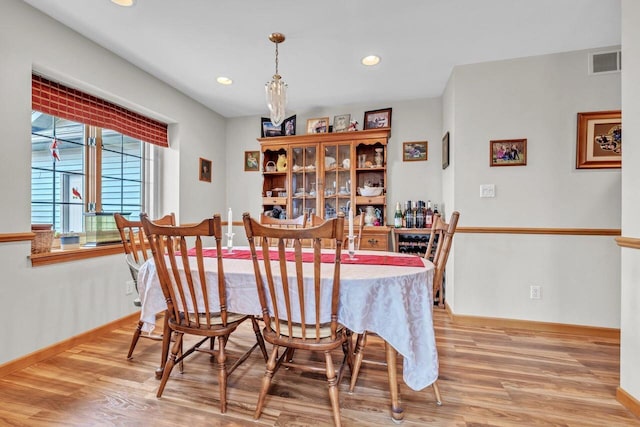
[589,50,621,74]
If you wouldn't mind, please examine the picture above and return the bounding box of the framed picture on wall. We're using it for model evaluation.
[576,110,621,169]
[244,151,260,172]
[490,139,527,167]
[442,132,450,169]
[199,157,212,182]
[403,141,428,161]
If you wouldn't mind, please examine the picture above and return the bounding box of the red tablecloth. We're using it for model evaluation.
[186,248,425,268]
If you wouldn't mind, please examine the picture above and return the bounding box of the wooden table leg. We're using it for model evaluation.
[385,341,404,422]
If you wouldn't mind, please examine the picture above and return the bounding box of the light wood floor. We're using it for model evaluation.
[1,309,638,426]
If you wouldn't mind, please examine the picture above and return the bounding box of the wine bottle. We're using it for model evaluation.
[394,202,403,228]
[425,200,434,228]
[405,201,414,228]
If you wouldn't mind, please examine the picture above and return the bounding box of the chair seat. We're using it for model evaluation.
[174,311,248,329]
[266,319,346,340]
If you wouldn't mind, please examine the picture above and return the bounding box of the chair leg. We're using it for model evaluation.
[254,345,279,420]
[338,330,353,384]
[156,314,171,379]
[325,351,342,427]
[216,335,228,413]
[157,332,183,398]
[251,317,268,362]
[126,321,144,360]
[349,331,368,392]
[432,380,442,406]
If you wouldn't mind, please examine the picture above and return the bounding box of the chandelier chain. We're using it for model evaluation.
[274,42,279,76]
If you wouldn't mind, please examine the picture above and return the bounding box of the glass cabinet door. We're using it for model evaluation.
[290,145,318,220]
[322,143,352,219]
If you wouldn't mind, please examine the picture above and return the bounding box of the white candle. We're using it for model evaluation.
[227,208,233,234]
[348,208,354,238]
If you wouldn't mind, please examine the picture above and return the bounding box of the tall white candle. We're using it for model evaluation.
[348,208,354,238]
[227,208,233,234]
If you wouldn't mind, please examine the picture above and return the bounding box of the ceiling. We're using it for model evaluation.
[22,0,621,119]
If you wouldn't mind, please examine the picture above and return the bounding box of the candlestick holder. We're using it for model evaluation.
[226,232,235,253]
[347,236,357,260]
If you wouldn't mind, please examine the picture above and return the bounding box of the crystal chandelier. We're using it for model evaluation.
[265,32,287,127]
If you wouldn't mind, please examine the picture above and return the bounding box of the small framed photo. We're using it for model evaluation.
[244,151,260,172]
[261,118,283,138]
[333,114,350,133]
[576,110,621,169]
[442,132,450,169]
[490,139,527,167]
[306,117,329,134]
[199,157,212,182]
[364,108,392,130]
[283,115,296,136]
[403,141,428,162]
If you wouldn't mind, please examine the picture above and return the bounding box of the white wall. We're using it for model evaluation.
[0,0,226,364]
[620,0,640,404]
[444,49,622,327]
[225,98,443,242]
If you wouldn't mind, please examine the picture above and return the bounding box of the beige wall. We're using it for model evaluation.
[620,0,640,405]
[443,49,622,327]
[0,0,225,365]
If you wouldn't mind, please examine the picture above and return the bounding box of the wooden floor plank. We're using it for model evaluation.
[0,309,637,426]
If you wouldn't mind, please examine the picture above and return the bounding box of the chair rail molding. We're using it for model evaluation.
[615,236,640,249]
[457,226,620,236]
[0,232,35,243]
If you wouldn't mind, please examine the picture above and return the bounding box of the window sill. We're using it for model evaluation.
[29,244,124,267]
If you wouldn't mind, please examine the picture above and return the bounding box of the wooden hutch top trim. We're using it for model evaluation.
[258,128,391,145]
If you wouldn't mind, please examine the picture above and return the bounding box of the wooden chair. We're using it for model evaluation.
[260,212,308,247]
[348,211,460,408]
[141,214,268,413]
[115,212,175,359]
[425,211,460,308]
[243,212,352,427]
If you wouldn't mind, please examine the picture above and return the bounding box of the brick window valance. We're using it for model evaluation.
[32,74,168,147]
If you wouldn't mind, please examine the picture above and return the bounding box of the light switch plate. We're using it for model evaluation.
[480,184,495,198]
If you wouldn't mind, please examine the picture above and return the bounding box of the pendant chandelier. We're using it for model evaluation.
[265,32,287,127]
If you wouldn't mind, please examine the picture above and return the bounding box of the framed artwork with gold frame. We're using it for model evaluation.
[490,139,527,167]
[403,141,427,161]
[244,151,260,172]
[576,110,621,169]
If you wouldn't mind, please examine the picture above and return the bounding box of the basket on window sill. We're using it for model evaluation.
[31,224,54,254]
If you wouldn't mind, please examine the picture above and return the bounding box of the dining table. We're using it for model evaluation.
[137,246,437,421]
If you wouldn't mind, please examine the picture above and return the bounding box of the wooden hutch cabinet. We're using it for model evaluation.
[258,129,391,251]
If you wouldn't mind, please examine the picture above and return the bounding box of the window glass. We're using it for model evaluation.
[31,114,85,231]
[31,111,148,234]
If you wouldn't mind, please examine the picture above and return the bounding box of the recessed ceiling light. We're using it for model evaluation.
[216,77,233,85]
[111,0,135,6]
[361,55,381,66]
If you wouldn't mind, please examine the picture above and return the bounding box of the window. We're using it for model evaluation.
[30,74,167,240]
[31,112,147,233]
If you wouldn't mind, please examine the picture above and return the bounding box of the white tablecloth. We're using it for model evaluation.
[137,248,437,391]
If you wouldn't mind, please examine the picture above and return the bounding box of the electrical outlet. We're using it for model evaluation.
[530,285,541,299]
[126,280,135,295]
